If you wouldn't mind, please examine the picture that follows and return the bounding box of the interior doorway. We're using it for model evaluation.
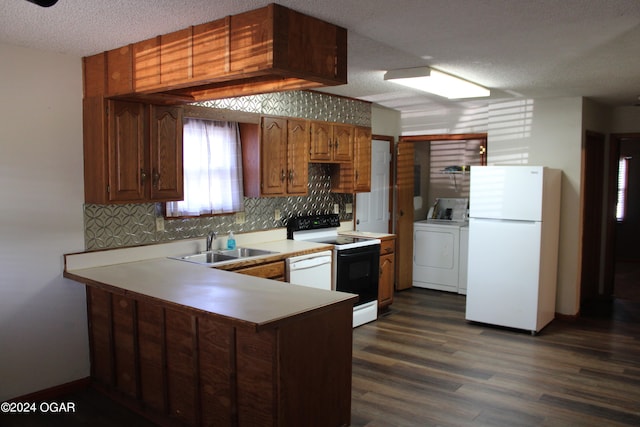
[579,131,607,313]
[610,134,640,303]
[395,133,488,291]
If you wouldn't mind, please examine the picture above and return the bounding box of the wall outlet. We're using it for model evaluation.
[333,204,340,214]
[235,211,246,224]
[345,203,353,214]
[274,209,281,221]
[155,217,165,232]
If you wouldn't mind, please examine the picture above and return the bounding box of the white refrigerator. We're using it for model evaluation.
[465,165,561,334]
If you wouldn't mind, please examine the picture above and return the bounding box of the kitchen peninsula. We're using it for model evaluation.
[64,240,356,427]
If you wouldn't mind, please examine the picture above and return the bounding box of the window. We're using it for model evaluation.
[166,118,244,217]
[616,156,630,221]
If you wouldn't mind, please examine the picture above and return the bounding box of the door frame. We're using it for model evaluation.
[395,133,488,291]
[579,131,607,309]
[606,133,640,295]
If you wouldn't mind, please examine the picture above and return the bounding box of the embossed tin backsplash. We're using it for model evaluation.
[84,91,368,250]
[198,90,371,127]
[85,164,351,250]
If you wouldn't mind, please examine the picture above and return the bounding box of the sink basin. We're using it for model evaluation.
[218,247,277,258]
[170,247,278,266]
[174,251,238,265]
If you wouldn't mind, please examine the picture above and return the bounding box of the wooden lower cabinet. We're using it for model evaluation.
[378,236,396,310]
[86,286,352,427]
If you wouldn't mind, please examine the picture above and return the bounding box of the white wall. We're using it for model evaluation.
[0,43,89,400]
[401,103,488,136]
[611,106,640,133]
[487,97,583,315]
[372,104,401,139]
[398,97,585,315]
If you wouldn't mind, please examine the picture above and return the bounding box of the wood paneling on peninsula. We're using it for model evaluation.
[64,253,355,427]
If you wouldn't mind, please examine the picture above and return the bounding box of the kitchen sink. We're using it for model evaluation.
[170,247,278,266]
[174,251,238,265]
[217,248,277,258]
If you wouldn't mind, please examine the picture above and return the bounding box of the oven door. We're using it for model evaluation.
[335,244,380,306]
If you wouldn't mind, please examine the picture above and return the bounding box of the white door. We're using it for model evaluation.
[356,139,391,232]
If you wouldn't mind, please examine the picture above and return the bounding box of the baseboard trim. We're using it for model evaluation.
[556,311,579,321]
[10,377,91,402]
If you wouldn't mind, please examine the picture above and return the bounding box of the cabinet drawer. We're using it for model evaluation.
[380,239,395,255]
[233,261,285,280]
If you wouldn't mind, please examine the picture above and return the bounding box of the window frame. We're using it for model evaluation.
[163,106,261,219]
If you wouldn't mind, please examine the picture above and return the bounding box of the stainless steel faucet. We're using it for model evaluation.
[206,231,217,251]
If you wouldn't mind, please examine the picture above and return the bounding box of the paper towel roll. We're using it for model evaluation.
[413,196,423,210]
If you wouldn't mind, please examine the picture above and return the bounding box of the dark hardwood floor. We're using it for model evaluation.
[2,288,639,426]
[351,289,640,426]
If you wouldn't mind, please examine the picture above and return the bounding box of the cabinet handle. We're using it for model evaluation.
[289,169,294,182]
[328,138,332,148]
[140,169,147,185]
[335,138,339,151]
[355,170,359,180]
[281,169,285,182]
[153,170,160,188]
[380,258,392,276]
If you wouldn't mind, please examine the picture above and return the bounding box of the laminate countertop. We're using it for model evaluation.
[64,239,356,331]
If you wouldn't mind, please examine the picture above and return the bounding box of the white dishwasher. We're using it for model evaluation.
[285,250,332,290]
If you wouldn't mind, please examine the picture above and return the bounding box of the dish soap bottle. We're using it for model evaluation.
[227,231,236,250]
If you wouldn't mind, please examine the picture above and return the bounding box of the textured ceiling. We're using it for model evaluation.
[2,0,640,116]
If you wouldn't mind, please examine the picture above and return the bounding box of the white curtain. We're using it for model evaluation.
[166,118,244,217]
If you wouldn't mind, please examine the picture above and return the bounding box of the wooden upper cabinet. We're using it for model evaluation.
[192,18,229,80]
[82,4,347,103]
[353,126,372,192]
[310,122,353,163]
[241,116,309,197]
[230,6,273,74]
[149,105,184,201]
[333,124,354,162]
[107,100,146,201]
[330,126,372,194]
[260,117,288,196]
[84,98,183,204]
[287,119,310,195]
[133,36,161,92]
[106,46,134,96]
[309,122,332,161]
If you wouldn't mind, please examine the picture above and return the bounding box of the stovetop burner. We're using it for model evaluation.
[306,235,373,246]
[287,213,380,250]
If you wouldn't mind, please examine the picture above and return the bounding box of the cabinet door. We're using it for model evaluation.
[149,105,184,201]
[108,100,146,201]
[287,119,309,195]
[353,127,371,192]
[261,117,287,195]
[379,253,394,308]
[309,121,332,161]
[332,124,353,162]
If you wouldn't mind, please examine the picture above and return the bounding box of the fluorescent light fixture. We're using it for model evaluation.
[384,66,490,99]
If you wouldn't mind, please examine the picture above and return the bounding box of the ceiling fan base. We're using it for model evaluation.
[25,0,59,7]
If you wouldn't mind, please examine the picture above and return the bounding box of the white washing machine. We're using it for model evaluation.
[413,197,469,293]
